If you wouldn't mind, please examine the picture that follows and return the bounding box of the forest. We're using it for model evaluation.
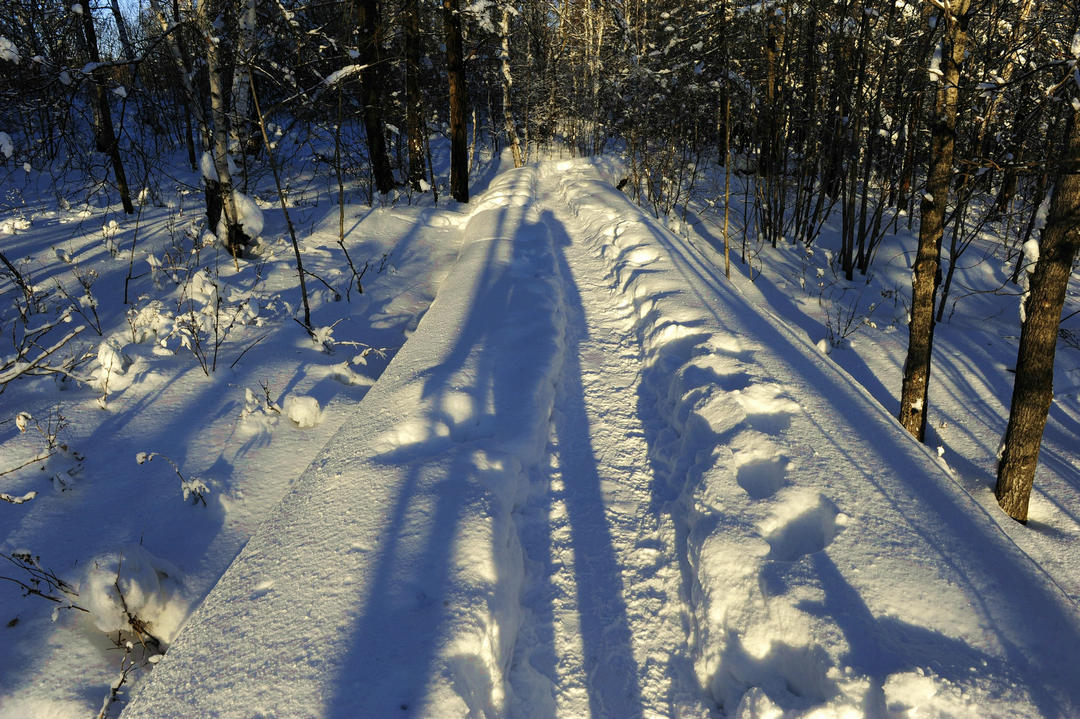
[2,0,1080,716]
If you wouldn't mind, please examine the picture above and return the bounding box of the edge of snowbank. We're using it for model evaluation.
[122,167,565,717]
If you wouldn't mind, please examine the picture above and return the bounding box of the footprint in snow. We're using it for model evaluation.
[761,491,846,561]
[736,455,789,500]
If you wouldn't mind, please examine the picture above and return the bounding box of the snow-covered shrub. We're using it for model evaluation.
[0,130,14,159]
[136,452,209,505]
[92,336,134,406]
[83,545,188,648]
[96,337,131,377]
[102,219,120,257]
[4,409,84,493]
[125,300,173,345]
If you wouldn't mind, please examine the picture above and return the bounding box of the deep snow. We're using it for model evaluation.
[2,153,1079,718]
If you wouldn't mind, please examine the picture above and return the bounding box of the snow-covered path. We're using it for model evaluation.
[509,175,705,717]
[122,160,1080,718]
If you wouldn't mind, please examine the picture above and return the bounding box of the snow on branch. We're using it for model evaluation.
[322,64,371,89]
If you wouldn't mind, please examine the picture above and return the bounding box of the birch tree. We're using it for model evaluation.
[500,1,524,168]
[199,0,249,256]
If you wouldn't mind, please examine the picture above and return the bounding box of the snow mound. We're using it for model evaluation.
[232,191,264,238]
[83,545,189,647]
[283,395,322,428]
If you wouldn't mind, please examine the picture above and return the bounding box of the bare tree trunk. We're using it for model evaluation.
[200,0,248,256]
[996,104,1080,523]
[899,1,971,441]
[357,0,395,194]
[80,5,134,214]
[108,0,136,63]
[404,0,427,190]
[500,3,524,168]
[230,0,256,154]
[149,0,214,203]
[444,0,469,202]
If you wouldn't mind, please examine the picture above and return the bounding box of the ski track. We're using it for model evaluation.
[509,166,707,718]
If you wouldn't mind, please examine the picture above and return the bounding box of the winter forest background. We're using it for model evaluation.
[2,0,1080,716]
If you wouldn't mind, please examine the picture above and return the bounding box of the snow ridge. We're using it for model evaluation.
[122,167,566,717]
[551,158,1080,717]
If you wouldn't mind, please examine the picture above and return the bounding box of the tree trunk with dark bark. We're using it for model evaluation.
[357,0,395,194]
[404,0,427,190]
[996,105,1080,523]
[80,6,134,214]
[899,1,971,441]
[444,0,469,202]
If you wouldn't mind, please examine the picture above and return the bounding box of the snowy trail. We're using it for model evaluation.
[530,159,1080,716]
[123,167,569,717]
[122,160,1080,718]
[509,174,706,717]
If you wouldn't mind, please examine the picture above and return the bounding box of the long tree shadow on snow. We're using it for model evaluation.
[325,203,529,717]
[538,209,646,718]
[321,175,636,717]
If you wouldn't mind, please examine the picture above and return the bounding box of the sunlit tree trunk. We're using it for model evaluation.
[200,0,248,256]
[500,2,524,168]
[899,0,971,441]
[996,103,1080,523]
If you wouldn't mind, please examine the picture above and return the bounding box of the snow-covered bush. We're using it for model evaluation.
[83,545,188,648]
[2,409,84,494]
[136,452,209,505]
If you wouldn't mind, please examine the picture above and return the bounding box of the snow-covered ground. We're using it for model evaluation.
[2,152,1079,718]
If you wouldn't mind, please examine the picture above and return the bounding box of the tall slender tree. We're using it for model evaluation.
[500,2,524,168]
[200,0,248,256]
[444,0,469,202]
[357,0,395,194]
[899,0,973,441]
[79,4,134,214]
[403,0,427,190]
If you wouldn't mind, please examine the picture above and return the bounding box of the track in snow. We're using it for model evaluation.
[123,159,1080,719]
[509,182,707,717]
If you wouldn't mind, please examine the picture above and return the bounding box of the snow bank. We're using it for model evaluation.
[552,158,1080,716]
[123,167,566,717]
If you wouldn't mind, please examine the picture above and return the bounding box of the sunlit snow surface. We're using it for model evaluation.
[2,154,1079,718]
